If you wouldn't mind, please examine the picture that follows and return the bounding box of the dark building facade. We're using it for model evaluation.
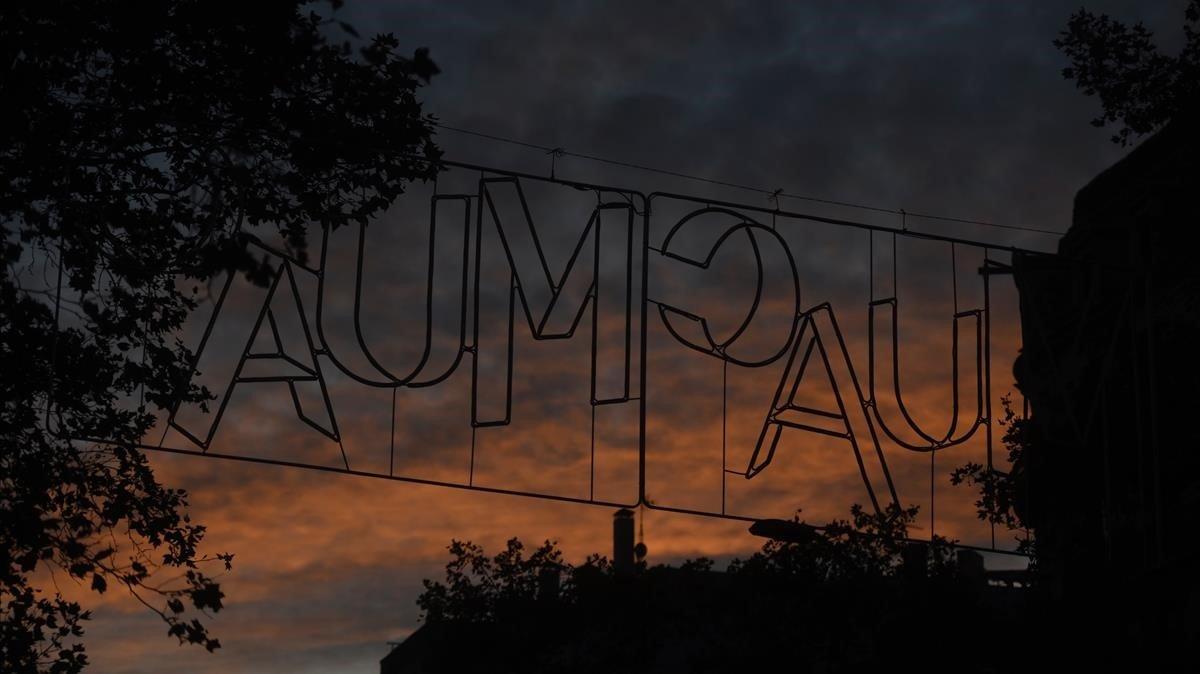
[1013,115,1200,654]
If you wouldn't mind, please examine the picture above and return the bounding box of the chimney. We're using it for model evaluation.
[613,508,635,576]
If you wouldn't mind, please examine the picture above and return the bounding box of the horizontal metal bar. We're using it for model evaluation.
[772,418,851,439]
[92,439,640,511]
[647,191,1046,255]
[72,437,1030,559]
[440,158,648,204]
[783,405,845,420]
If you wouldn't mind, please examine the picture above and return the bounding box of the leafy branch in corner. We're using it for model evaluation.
[950,395,1036,559]
[1055,0,1200,145]
[1,1,440,670]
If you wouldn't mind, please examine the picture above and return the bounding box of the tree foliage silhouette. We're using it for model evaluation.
[410,506,992,673]
[1055,0,1200,145]
[417,538,579,625]
[950,396,1036,559]
[416,505,956,625]
[0,1,439,670]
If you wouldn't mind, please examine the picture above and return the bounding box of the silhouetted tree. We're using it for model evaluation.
[417,538,574,624]
[1055,0,1200,145]
[0,1,440,670]
[950,396,1036,559]
[416,505,943,627]
[408,506,990,673]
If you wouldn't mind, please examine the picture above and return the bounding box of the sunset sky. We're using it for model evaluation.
[75,1,1190,671]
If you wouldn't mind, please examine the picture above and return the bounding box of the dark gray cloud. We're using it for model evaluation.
[358,0,1189,245]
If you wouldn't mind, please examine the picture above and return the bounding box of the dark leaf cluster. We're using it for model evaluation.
[417,538,573,625]
[412,506,992,673]
[950,396,1037,560]
[1055,0,1200,145]
[1,1,439,670]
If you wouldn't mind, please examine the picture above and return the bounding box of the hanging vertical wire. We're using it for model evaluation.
[589,189,600,502]
[389,387,397,477]
[931,243,959,539]
[891,232,899,296]
[892,224,901,526]
[930,447,936,538]
[467,173,481,489]
[469,425,477,486]
[548,147,565,180]
[769,189,781,231]
[590,403,597,501]
[893,229,944,537]
[983,247,995,548]
[721,357,728,516]
[869,230,875,302]
[638,501,645,545]
[951,243,959,314]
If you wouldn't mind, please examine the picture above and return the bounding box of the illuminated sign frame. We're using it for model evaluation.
[83,159,1031,552]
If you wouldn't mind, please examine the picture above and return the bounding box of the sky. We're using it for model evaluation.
[71,1,1193,672]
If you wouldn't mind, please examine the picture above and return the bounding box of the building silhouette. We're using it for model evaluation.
[1013,113,1200,658]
